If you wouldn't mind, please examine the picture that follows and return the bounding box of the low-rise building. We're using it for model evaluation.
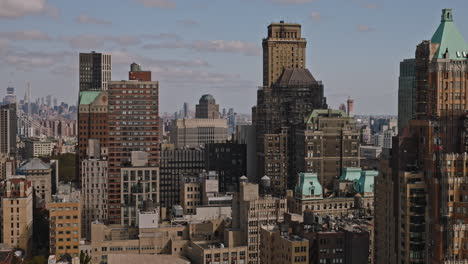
[17,158,54,205]
[260,225,309,264]
[24,137,54,158]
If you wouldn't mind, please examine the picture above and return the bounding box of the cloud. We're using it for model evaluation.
[3,49,72,70]
[357,25,375,32]
[0,30,51,41]
[267,0,315,4]
[63,34,141,49]
[143,39,261,56]
[0,0,58,19]
[177,19,199,27]
[134,0,176,8]
[362,3,378,8]
[310,12,321,21]
[142,33,182,40]
[109,50,210,68]
[76,14,112,25]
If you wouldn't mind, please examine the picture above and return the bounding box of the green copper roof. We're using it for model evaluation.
[79,91,101,105]
[305,109,347,124]
[431,9,468,60]
[340,167,378,195]
[295,172,322,198]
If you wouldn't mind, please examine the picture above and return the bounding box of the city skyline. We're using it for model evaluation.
[1,0,467,115]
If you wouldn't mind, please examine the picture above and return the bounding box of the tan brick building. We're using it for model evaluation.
[48,198,81,258]
[0,177,33,253]
[260,226,309,264]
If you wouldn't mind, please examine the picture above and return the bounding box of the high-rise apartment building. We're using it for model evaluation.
[255,22,327,194]
[262,21,306,87]
[0,103,17,156]
[107,79,159,224]
[79,52,111,91]
[398,59,416,133]
[0,177,33,253]
[195,94,220,119]
[296,110,360,189]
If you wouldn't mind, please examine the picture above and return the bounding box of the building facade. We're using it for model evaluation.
[79,52,111,91]
[170,119,228,148]
[195,94,220,119]
[48,198,81,258]
[398,59,416,133]
[296,110,360,189]
[0,104,16,156]
[107,79,159,224]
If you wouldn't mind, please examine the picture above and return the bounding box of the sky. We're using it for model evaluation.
[0,0,467,115]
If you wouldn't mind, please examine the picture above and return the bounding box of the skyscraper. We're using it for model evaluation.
[195,94,220,119]
[380,9,468,263]
[255,22,327,194]
[262,21,306,87]
[79,51,111,91]
[398,59,416,133]
[0,103,17,156]
[107,78,159,224]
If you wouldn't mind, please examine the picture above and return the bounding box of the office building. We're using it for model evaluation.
[260,226,309,264]
[205,142,247,192]
[160,144,205,208]
[0,177,33,253]
[389,9,468,263]
[0,104,17,156]
[296,110,360,189]
[79,52,111,91]
[255,22,327,195]
[232,180,287,264]
[24,137,54,158]
[398,59,416,133]
[107,79,159,224]
[170,119,228,148]
[195,94,220,119]
[234,125,257,181]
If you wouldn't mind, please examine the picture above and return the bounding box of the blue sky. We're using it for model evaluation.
[0,0,467,115]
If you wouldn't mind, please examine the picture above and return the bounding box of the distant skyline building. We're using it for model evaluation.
[170,118,228,148]
[3,87,16,105]
[183,102,189,118]
[195,94,220,119]
[79,51,111,91]
[0,103,17,156]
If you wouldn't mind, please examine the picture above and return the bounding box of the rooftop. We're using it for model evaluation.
[431,9,468,60]
[275,68,317,87]
[18,158,51,171]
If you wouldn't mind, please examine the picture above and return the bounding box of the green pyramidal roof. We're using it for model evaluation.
[431,9,468,60]
[79,91,101,105]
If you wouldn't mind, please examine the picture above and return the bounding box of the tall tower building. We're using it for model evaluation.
[107,78,159,224]
[383,9,468,263]
[398,59,416,133]
[195,94,220,119]
[0,103,17,156]
[262,21,307,87]
[79,52,111,91]
[255,22,327,193]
